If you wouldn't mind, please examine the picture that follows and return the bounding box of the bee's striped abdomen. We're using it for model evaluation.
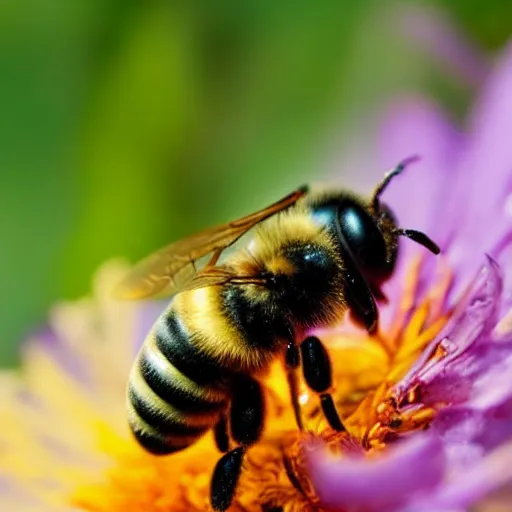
[139,343,227,414]
[128,301,231,455]
[128,285,280,456]
[155,311,232,386]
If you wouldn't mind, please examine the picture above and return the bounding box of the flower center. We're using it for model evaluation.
[71,256,453,512]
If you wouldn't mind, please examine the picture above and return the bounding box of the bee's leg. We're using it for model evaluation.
[300,336,345,432]
[342,261,379,334]
[210,375,264,511]
[211,447,245,512]
[214,413,231,453]
[284,341,304,431]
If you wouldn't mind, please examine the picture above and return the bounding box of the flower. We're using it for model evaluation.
[309,32,512,512]
[0,263,163,511]
[0,256,452,512]
[4,17,512,512]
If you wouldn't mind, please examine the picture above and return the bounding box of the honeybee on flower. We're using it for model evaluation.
[3,6,512,512]
[115,158,439,510]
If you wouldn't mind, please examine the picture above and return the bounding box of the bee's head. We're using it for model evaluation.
[338,156,440,298]
[336,199,398,290]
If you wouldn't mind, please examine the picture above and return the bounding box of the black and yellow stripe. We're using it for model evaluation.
[128,285,279,455]
[173,287,278,373]
[139,337,228,413]
[128,361,216,454]
[154,311,230,386]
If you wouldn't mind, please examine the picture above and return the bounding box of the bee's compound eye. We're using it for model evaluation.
[338,201,389,278]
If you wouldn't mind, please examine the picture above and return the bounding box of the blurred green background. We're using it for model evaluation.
[1,0,511,366]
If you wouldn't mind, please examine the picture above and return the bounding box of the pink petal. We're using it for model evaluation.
[310,434,445,510]
[398,4,489,87]
[395,257,502,400]
[427,440,512,509]
[378,96,461,248]
[376,97,463,317]
[455,42,512,254]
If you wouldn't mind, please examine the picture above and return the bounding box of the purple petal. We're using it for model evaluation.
[133,301,165,354]
[375,97,464,320]
[390,255,512,510]
[426,440,512,510]
[378,96,462,247]
[435,399,512,456]
[464,41,512,215]
[395,257,502,401]
[22,327,92,387]
[318,257,512,511]
[310,434,445,511]
[453,42,512,262]
[397,4,489,87]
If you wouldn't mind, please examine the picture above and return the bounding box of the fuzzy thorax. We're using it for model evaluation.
[229,211,347,331]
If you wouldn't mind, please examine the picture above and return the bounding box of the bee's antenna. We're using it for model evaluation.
[396,228,440,254]
[371,155,421,213]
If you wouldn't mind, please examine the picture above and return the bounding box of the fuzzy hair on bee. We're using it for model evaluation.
[118,157,441,511]
[228,209,348,329]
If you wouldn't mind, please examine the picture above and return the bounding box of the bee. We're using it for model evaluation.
[115,157,440,511]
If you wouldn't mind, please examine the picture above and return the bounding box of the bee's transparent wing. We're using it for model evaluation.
[113,186,308,300]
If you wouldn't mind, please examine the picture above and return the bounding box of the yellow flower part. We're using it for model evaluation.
[0,258,452,512]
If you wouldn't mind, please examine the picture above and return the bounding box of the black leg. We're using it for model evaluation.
[341,257,379,334]
[334,222,379,334]
[285,341,304,431]
[211,447,244,511]
[320,394,345,431]
[214,414,231,453]
[300,336,345,432]
[210,375,265,511]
